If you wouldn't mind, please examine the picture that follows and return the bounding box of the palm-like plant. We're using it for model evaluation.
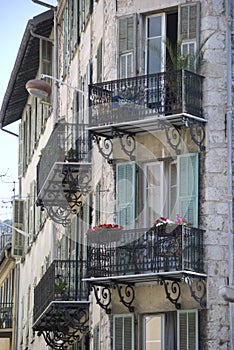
[165,34,213,72]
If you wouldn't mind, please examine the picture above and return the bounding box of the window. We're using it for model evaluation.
[113,314,134,350]
[143,159,177,227]
[143,153,198,228]
[116,162,136,229]
[145,14,166,74]
[118,16,136,78]
[143,314,165,350]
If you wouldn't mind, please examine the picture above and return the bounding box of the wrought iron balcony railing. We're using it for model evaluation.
[0,303,13,329]
[87,225,204,277]
[0,234,12,255]
[33,260,89,324]
[89,69,204,128]
[37,123,90,195]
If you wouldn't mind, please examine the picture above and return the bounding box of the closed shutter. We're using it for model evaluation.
[93,324,99,350]
[177,309,198,350]
[178,153,199,228]
[178,3,200,71]
[116,162,136,229]
[63,6,68,77]
[73,0,79,46]
[12,199,25,258]
[113,314,134,350]
[18,122,24,178]
[118,16,136,78]
[96,39,103,83]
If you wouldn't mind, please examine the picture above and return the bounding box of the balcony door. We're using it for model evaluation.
[145,14,166,75]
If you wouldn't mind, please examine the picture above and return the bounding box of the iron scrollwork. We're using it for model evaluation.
[37,305,89,349]
[184,117,206,152]
[160,279,181,309]
[115,283,135,312]
[91,284,112,314]
[184,275,207,308]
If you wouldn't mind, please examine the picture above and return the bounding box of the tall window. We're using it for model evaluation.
[118,16,136,78]
[145,14,166,74]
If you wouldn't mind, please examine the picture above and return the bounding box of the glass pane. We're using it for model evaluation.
[145,315,162,350]
[145,163,162,227]
[147,16,162,38]
[147,38,161,74]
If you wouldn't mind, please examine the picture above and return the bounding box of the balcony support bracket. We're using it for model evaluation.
[114,282,135,312]
[36,303,89,350]
[184,117,206,152]
[91,284,112,314]
[184,275,207,308]
[160,279,181,309]
[91,128,136,162]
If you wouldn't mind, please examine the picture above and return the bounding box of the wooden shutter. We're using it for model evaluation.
[73,0,80,46]
[116,162,136,229]
[18,122,24,178]
[93,324,99,350]
[12,199,25,258]
[113,314,134,350]
[96,39,103,82]
[63,6,68,77]
[178,153,199,228]
[178,2,200,71]
[118,15,136,78]
[177,309,198,350]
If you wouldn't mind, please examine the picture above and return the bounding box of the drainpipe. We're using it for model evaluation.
[226,0,234,347]
[219,0,234,348]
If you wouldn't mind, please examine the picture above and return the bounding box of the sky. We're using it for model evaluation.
[0,0,57,221]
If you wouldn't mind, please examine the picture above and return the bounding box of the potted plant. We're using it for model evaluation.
[54,276,68,300]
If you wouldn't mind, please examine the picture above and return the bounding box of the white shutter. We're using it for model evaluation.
[177,309,198,350]
[12,199,25,258]
[113,314,134,350]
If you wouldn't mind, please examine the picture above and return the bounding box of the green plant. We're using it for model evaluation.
[54,277,67,294]
[66,147,77,160]
[164,34,213,72]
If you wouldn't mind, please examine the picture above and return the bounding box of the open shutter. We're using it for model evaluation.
[118,15,136,78]
[63,6,68,77]
[116,162,136,229]
[113,314,134,350]
[177,309,198,350]
[178,153,199,228]
[12,199,25,258]
[178,2,200,71]
[96,39,103,83]
[93,324,99,350]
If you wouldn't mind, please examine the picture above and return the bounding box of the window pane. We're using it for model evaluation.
[145,315,163,350]
[147,16,162,38]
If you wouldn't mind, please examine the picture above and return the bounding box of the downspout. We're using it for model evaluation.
[226,0,234,347]
[219,1,233,348]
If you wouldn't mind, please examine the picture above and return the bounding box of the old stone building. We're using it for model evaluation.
[0,0,233,349]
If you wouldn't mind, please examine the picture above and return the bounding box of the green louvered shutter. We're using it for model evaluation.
[63,6,68,77]
[178,153,199,228]
[177,309,198,350]
[118,15,135,78]
[93,324,99,350]
[116,162,136,229]
[113,315,134,350]
[178,2,200,71]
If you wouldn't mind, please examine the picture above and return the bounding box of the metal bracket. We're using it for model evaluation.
[160,279,181,309]
[185,275,207,308]
[114,283,135,312]
[184,117,206,152]
[36,304,89,349]
[91,284,112,314]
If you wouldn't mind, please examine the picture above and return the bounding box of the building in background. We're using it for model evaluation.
[0,0,233,349]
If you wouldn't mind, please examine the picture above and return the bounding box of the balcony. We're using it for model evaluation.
[0,234,12,257]
[88,70,206,159]
[0,303,13,337]
[36,123,92,225]
[85,225,207,312]
[33,260,89,348]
